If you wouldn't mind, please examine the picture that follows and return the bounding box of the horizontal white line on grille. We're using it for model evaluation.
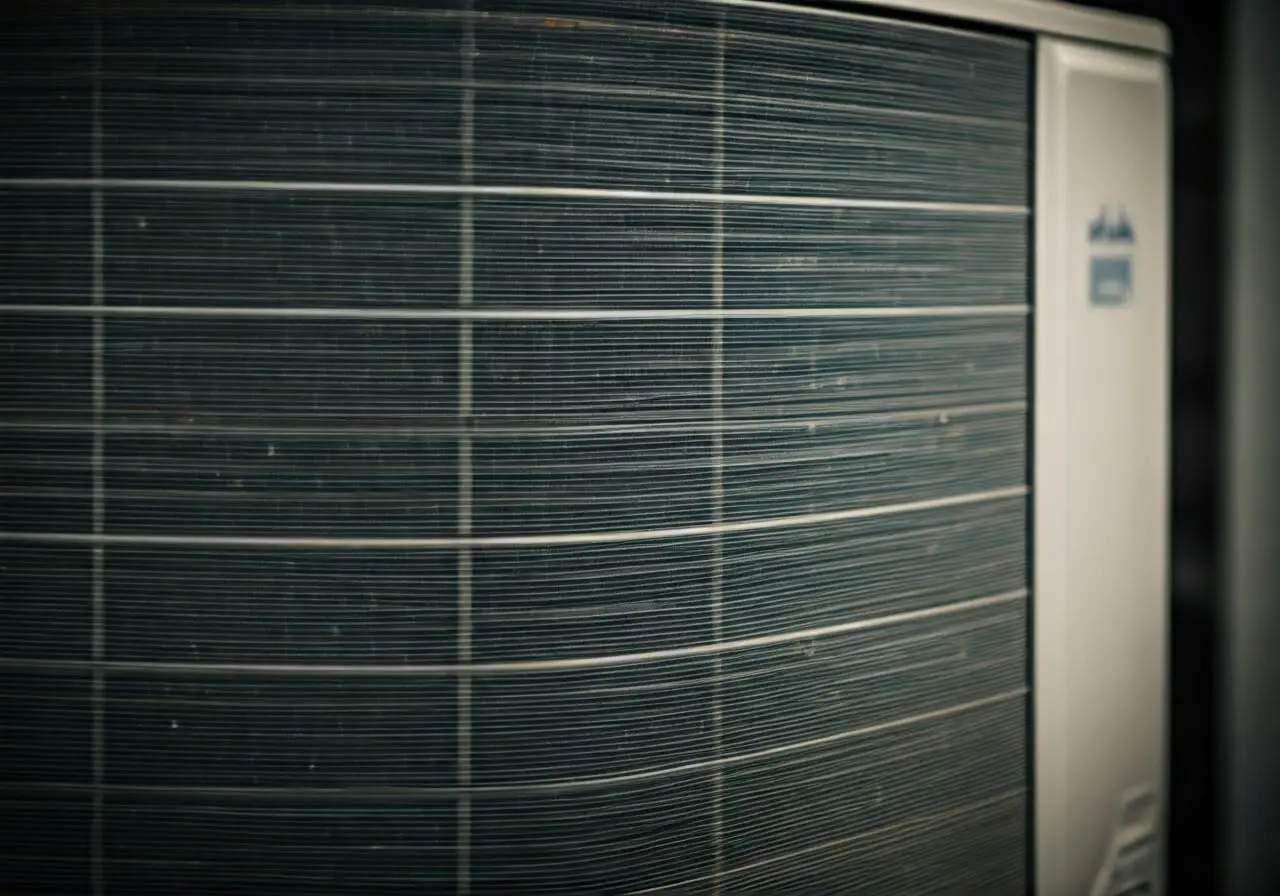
[0,177,1030,214]
[628,788,1028,893]
[3,74,1026,132]
[0,853,204,868]
[84,1,1029,49]
[0,589,1026,677]
[0,485,1027,550]
[0,303,1030,320]
[0,688,1026,795]
[0,401,1029,437]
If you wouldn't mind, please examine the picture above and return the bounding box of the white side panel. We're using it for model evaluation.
[1035,39,1170,896]
[814,0,1170,55]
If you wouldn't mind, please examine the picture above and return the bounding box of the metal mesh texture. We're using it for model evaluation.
[0,1,1031,892]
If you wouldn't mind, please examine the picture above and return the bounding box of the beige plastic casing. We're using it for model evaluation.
[1034,37,1171,896]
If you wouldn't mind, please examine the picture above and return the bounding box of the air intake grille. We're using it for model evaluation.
[0,1,1030,892]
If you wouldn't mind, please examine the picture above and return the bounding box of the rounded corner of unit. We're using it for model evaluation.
[1152,21,1174,57]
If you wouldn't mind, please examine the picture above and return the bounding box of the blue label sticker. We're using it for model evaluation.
[1089,206,1135,307]
[1091,256,1132,306]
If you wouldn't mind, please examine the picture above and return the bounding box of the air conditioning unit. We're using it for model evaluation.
[0,1,1169,894]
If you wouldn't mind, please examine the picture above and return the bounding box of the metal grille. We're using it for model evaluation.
[0,1,1031,892]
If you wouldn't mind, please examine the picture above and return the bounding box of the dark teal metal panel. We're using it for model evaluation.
[0,1,1030,892]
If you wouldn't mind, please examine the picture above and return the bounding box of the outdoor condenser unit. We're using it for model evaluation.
[0,0,1169,893]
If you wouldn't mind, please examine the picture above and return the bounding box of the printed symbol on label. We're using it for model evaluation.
[1089,206,1135,307]
[1090,785,1160,896]
[1089,207,1135,244]
[1091,256,1133,306]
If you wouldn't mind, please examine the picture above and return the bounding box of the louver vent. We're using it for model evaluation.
[0,1,1030,892]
